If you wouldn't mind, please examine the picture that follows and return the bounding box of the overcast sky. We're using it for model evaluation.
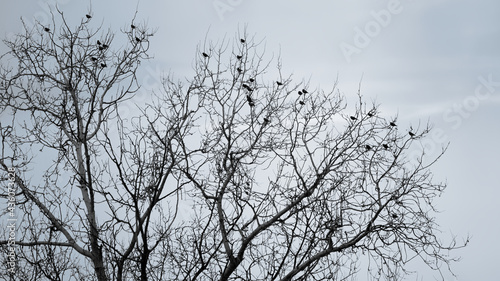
[1,0,499,280]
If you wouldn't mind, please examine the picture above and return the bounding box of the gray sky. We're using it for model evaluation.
[1,0,499,280]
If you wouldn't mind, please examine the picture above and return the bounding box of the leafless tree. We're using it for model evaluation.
[0,9,184,281]
[154,34,468,281]
[0,8,467,281]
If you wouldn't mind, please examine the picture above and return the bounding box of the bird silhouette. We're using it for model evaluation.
[86,14,92,19]
[276,81,283,86]
[90,57,97,62]
[101,63,107,68]
[249,78,255,82]
[236,55,243,60]
[389,121,396,127]
[382,144,389,150]
[202,52,209,58]
[365,145,372,151]
[298,90,303,95]
[367,111,374,117]
[409,131,415,137]
[131,24,136,29]
[237,67,242,73]
[44,27,50,32]
[392,213,398,219]
[299,101,305,105]
[102,44,108,49]
[350,116,357,121]
[263,117,270,124]
[246,95,255,107]
[135,37,141,42]
[242,84,253,91]
[302,89,308,94]
[98,46,104,51]
[240,38,246,43]
[97,40,102,45]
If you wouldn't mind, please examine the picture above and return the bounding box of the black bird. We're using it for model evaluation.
[302,89,308,94]
[382,144,389,150]
[409,131,415,137]
[97,40,102,45]
[90,57,97,62]
[44,27,50,32]
[299,101,305,105]
[276,81,283,86]
[365,144,372,151]
[389,121,396,127]
[240,38,246,43]
[298,90,303,95]
[237,67,242,73]
[135,37,141,42]
[263,117,270,124]
[102,44,109,49]
[236,55,242,60]
[249,78,255,82]
[246,95,255,107]
[100,63,107,68]
[367,111,374,117]
[202,52,209,58]
[99,46,104,51]
[391,213,398,219]
[350,116,357,121]
[86,14,92,19]
[131,24,136,29]
[242,84,253,91]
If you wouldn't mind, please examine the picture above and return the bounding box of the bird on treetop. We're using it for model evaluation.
[276,81,283,86]
[302,89,308,94]
[249,78,255,82]
[240,38,246,43]
[367,111,374,117]
[100,63,107,68]
[102,44,108,49]
[86,14,92,19]
[131,24,136,29]
[236,55,242,60]
[389,121,396,127]
[350,116,357,121]
[91,57,97,62]
[202,52,209,58]
[409,131,415,137]
[237,67,242,73]
[97,40,102,45]
[298,90,303,95]
[382,144,389,150]
[135,37,141,42]
[263,117,270,124]
[365,144,372,151]
[44,27,50,32]
[299,100,305,105]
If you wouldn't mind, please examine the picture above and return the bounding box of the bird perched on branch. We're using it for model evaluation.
[409,131,415,137]
[302,89,308,94]
[237,67,242,73]
[246,95,255,107]
[249,78,255,83]
[276,81,283,86]
[236,55,242,60]
[382,144,389,150]
[350,116,357,121]
[135,37,141,42]
[365,144,372,151]
[299,100,305,105]
[389,121,396,127]
[242,84,253,91]
[240,38,246,43]
[202,52,209,58]
[86,14,92,19]
[97,40,102,45]
[100,63,107,68]
[131,24,136,29]
[298,90,303,95]
[44,27,50,32]
[367,111,375,117]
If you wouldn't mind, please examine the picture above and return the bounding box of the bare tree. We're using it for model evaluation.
[0,8,467,281]
[155,35,468,280]
[0,9,185,281]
